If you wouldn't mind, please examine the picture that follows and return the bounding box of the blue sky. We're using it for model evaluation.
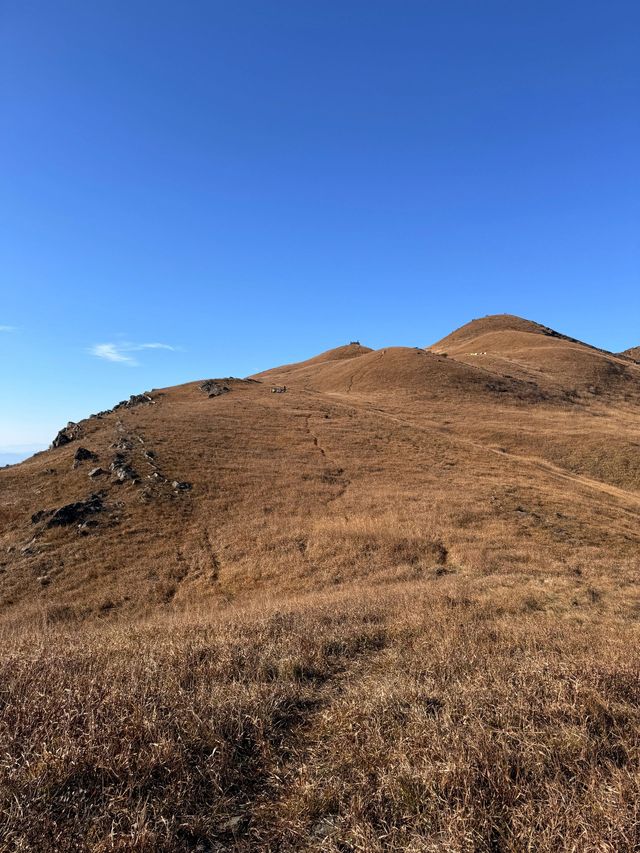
[1,1,639,458]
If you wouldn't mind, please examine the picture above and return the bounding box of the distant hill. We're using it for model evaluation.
[428,313,634,395]
[1,314,640,623]
[621,345,640,361]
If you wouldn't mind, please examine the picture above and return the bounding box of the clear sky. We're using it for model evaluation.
[1,1,639,459]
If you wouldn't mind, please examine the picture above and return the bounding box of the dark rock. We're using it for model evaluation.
[110,463,140,483]
[172,481,192,491]
[46,494,104,528]
[51,422,80,448]
[88,467,106,478]
[200,380,230,398]
[74,447,98,463]
[144,450,155,460]
[32,509,54,524]
[110,452,127,468]
[109,454,139,482]
[113,393,154,411]
[90,393,155,420]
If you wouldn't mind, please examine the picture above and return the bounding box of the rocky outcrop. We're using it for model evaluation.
[110,455,140,483]
[113,393,155,411]
[51,422,81,448]
[32,494,104,528]
[90,392,157,419]
[74,447,98,463]
[48,495,104,527]
[200,380,230,398]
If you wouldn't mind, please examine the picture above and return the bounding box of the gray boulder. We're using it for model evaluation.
[74,447,98,463]
[200,380,230,398]
[51,422,80,448]
[46,495,104,528]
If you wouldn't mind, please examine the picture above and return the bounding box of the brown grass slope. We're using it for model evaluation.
[256,345,550,401]
[2,315,640,850]
[3,583,640,852]
[254,342,373,376]
[621,345,640,362]
[430,313,640,398]
[1,316,640,623]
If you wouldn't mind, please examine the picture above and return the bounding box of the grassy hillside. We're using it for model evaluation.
[1,316,640,850]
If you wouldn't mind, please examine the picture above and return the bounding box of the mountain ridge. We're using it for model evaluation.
[1,313,640,624]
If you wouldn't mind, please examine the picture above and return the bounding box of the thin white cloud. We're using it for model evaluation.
[91,343,138,365]
[90,341,177,366]
[137,343,176,351]
[0,325,16,332]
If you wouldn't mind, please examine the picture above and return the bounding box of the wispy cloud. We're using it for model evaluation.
[91,343,138,365]
[90,341,178,366]
[137,343,176,351]
[0,325,16,332]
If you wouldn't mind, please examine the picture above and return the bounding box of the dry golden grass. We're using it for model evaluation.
[2,376,639,622]
[1,575,639,851]
[2,316,640,849]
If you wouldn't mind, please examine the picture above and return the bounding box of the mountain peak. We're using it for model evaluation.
[429,314,560,350]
